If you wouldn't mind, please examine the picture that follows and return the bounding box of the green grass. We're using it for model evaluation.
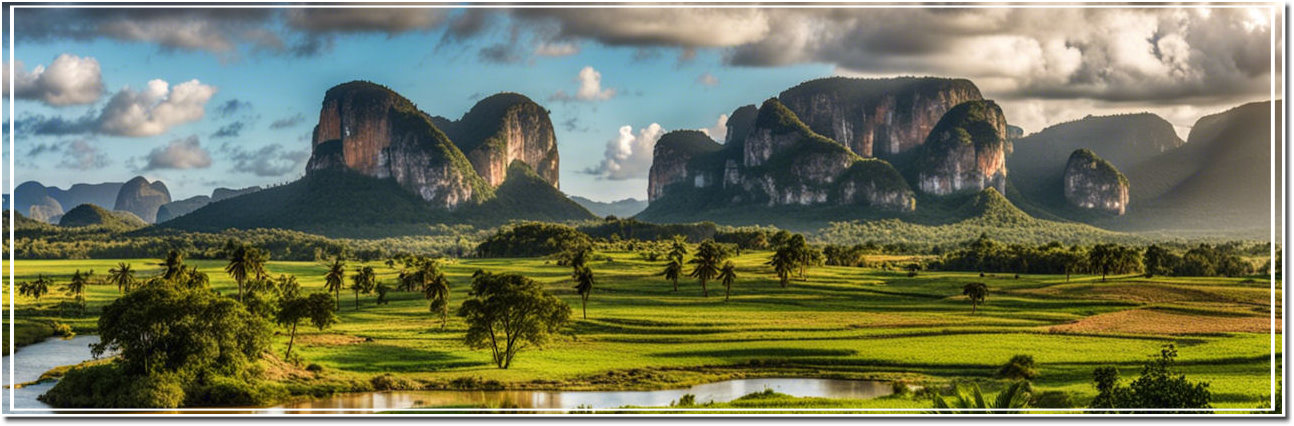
[4,251,1282,411]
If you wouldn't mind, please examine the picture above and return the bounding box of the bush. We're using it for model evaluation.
[40,364,184,409]
[50,321,74,337]
[305,363,324,372]
[997,354,1039,380]
[1031,391,1073,408]
[671,393,697,407]
[370,373,420,391]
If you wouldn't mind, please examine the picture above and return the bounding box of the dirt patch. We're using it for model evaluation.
[296,333,366,346]
[261,353,315,381]
[1049,309,1280,335]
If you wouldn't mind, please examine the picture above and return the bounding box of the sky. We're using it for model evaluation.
[0,5,1281,202]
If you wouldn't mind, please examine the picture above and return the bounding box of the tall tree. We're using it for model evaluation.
[276,293,338,359]
[718,261,738,301]
[668,236,688,264]
[458,271,571,369]
[419,260,451,329]
[161,250,186,281]
[661,258,683,292]
[323,257,346,310]
[225,244,270,302]
[767,248,794,288]
[107,263,136,294]
[18,275,52,305]
[64,270,90,303]
[688,240,728,297]
[962,282,988,315]
[573,266,594,319]
[349,266,376,310]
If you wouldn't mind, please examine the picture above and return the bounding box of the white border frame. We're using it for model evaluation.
[0,0,1286,416]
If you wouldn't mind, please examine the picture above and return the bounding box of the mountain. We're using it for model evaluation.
[156,186,262,223]
[12,181,124,223]
[113,176,171,223]
[1108,101,1280,234]
[1008,113,1183,213]
[457,161,595,225]
[57,204,147,229]
[27,195,63,223]
[1063,149,1129,216]
[912,100,1009,196]
[570,196,648,218]
[778,77,982,158]
[435,93,560,188]
[305,81,493,209]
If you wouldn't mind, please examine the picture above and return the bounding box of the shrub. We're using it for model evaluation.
[305,363,324,373]
[997,354,1039,380]
[671,393,697,407]
[50,321,74,337]
[370,374,420,391]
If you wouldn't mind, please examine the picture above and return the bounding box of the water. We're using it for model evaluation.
[0,337,894,414]
[259,378,893,414]
[2,335,101,414]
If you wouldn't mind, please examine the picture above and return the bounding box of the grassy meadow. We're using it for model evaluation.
[3,249,1282,410]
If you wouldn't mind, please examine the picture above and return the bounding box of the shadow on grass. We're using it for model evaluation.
[653,348,855,358]
[314,343,484,372]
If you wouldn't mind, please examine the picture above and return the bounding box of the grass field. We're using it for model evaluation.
[3,250,1283,410]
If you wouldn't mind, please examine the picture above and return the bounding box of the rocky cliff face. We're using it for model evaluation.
[916,100,1009,196]
[778,77,982,159]
[648,130,722,202]
[1064,150,1130,215]
[306,81,491,209]
[27,195,63,223]
[439,93,560,189]
[114,176,172,223]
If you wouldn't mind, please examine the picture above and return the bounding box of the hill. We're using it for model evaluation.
[57,204,148,230]
[457,161,596,225]
[570,196,647,218]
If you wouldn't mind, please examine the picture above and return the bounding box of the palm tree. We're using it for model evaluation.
[668,236,688,263]
[161,250,186,281]
[420,261,451,329]
[767,248,794,288]
[573,266,595,319]
[962,282,989,315]
[661,259,683,292]
[107,262,136,293]
[350,266,376,310]
[226,244,269,302]
[931,381,1031,414]
[718,261,738,302]
[19,275,52,305]
[688,240,726,297]
[323,257,346,310]
[64,270,89,302]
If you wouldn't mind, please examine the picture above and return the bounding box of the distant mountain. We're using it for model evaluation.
[570,196,647,218]
[157,186,262,223]
[58,204,148,229]
[12,180,125,223]
[114,176,171,223]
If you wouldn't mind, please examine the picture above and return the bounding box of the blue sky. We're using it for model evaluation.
[3,6,1276,202]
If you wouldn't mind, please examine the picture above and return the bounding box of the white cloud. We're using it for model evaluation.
[696,72,719,87]
[535,42,579,57]
[142,135,212,170]
[699,114,728,143]
[58,139,110,170]
[584,123,665,180]
[550,66,616,102]
[98,79,217,137]
[4,54,103,106]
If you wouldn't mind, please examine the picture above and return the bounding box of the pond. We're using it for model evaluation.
[2,337,894,414]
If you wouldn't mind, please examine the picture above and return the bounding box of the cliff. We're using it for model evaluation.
[647,130,723,202]
[915,100,1009,196]
[306,81,492,209]
[1063,149,1129,215]
[27,195,63,223]
[778,77,982,158]
[113,176,172,223]
[437,93,560,188]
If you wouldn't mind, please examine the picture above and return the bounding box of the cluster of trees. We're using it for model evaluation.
[767,234,821,287]
[657,238,737,299]
[934,234,1262,279]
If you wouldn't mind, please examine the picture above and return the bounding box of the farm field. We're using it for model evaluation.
[3,250,1282,410]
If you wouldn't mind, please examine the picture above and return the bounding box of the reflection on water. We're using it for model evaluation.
[263,378,893,414]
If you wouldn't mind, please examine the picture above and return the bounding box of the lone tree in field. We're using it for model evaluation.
[276,292,337,359]
[718,261,738,301]
[65,270,91,300]
[661,258,683,292]
[767,248,794,288]
[108,263,136,294]
[18,275,52,305]
[688,240,728,297]
[962,282,988,315]
[323,257,346,310]
[226,244,270,302]
[458,271,571,369]
[419,260,452,329]
[573,266,595,319]
[350,266,376,310]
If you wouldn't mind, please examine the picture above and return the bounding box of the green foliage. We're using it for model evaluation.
[349,266,377,310]
[457,271,571,368]
[962,282,988,315]
[225,243,270,301]
[1088,243,1143,280]
[276,292,339,358]
[18,274,53,304]
[457,161,596,225]
[573,266,595,319]
[718,261,738,301]
[997,355,1039,381]
[931,381,1032,414]
[476,222,593,258]
[688,240,731,297]
[107,262,137,293]
[1089,344,1212,413]
[57,203,148,230]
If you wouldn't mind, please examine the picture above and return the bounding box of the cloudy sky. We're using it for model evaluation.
[2,5,1281,202]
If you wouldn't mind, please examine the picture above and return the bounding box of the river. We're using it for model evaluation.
[2,336,893,414]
